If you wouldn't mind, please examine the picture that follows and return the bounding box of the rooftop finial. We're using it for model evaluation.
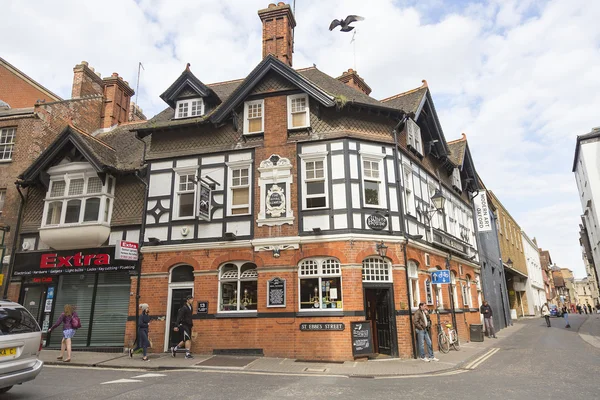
[462,132,467,139]
[421,79,428,87]
[186,63,191,71]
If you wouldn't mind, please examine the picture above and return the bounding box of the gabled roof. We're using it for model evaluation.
[0,57,62,103]
[447,134,482,191]
[572,127,600,172]
[380,82,428,115]
[211,55,336,123]
[160,64,221,108]
[447,135,467,167]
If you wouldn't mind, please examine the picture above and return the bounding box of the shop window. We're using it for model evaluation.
[301,154,327,209]
[299,258,342,310]
[425,278,433,305]
[287,94,310,129]
[42,170,114,227]
[171,265,194,283]
[408,261,420,309]
[362,257,391,282]
[219,262,258,312]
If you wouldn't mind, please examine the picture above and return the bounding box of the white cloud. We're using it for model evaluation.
[2,0,598,277]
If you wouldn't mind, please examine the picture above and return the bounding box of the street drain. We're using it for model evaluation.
[303,367,328,373]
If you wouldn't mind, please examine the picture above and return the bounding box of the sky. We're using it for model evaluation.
[2,0,599,278]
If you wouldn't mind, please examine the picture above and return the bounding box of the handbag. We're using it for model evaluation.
[71,315,82,329]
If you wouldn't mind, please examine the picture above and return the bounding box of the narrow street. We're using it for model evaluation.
[4,315,599,400]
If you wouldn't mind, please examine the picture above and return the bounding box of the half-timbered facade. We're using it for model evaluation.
[133,2,481,361]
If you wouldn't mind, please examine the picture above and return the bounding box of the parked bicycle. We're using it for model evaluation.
[438,323,460,353]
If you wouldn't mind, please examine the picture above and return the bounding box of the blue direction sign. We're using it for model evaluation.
[431,270,451,284]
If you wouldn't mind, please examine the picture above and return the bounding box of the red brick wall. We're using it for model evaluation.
[0,63,59,108]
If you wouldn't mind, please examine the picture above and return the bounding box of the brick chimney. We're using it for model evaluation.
[336,69,372,96]
[71,61,104,98]
[258,2,296,67]
[101,72,135,128]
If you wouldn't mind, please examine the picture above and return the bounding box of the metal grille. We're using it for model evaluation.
[362,258,391,282]
[221,269,238,280]
[240,269,258,279]
[322,259,341,276]
[299,260,319,276]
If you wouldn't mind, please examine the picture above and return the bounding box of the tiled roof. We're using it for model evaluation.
[447,135,467,167]
[380,85,428,114]
[95,121,147,171]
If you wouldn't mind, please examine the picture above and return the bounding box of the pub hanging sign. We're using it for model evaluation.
[197,182,212,221]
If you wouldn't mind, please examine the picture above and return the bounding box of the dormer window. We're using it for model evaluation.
[244,100,264,134]
[452,168,462,192]
[288,94,310,129]
[176,98,204,119]
[406,118,423,155]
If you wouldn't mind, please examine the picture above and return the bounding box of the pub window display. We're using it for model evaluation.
[299,258,342,310]
[43,172,115,227]
[219,262,258,312]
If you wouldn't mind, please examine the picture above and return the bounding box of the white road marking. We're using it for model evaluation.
[131,373,167,378]
[464,348,500,370]
[101,379,143,384]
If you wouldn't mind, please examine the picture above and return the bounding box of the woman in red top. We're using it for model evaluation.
[48,304,78,362]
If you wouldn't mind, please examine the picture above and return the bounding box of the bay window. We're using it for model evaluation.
[287,94,310,129]
[299,258,342,310]
[219,262,258,312]
[42,173,114,227]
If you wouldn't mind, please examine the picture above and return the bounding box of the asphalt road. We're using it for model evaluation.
[3,314,598,400]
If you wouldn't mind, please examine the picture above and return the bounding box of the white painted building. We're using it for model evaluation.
[573,127,600,293]
[521,231,546,315]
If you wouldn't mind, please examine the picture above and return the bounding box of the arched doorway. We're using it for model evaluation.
[164,264,194,351]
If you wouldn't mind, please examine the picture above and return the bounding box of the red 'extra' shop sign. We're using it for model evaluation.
[12,246,137,276]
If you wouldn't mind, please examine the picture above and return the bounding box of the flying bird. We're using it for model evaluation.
[329,15,365,32]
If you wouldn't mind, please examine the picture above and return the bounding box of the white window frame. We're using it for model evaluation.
[0,188,5,213]
[403,164,415,215]
[425,278,434,305]
[41,163,115,228]
[0,127,16,162]
[173,167,198,220]
[175,98,204,119]
[408,261,420,309]
[300,152,328,210]
[287,94,310,129]
[451,271,459,309]
[360,151,385,209]
[298,258,343,311]
[362,257,392,282]
[406,118,423,155]
[452,167,462,191]
[218,262,258,313]
[227,160,252,216]
[243,99,264,135]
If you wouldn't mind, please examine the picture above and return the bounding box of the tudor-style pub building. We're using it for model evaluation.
[132,2,482,361]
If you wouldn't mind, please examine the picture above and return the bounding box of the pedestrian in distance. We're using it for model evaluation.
[480,300,497,338]
[129,303,151,361]
[562,304,570,328]
[172,295,194,359]
[576,304,582,314]
[413,303,439,362]
[541,303,551,327]
[587,304,592,314]
[48,304,80,363]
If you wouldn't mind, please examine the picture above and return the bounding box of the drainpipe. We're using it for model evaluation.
[392,113,417,359]
[132,134,149,345]
[3,182,26,300]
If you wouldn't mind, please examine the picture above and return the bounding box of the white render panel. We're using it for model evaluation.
[386,159,396,183]
[145,226,168,242]
[151,161,173,170]
[202,155,226,164]
[171,224,195,240]
[109,231,122,245]
[213,208,223,219]
[227,152,252,162]
[213,194,224,206]
[392,216,400,231]
[332,184,347,209]
[349,141,357,150]
[349,154,358,179]
[389,187,398,212]
[351,183,360,208]
[198,223,222,238]
[331,155,345,180]
[353,213,362,229]
[385,147,393,156]
[145,215,154,225]
[334,214,347,230]
[162,199,171,208]
[202,167,225,188]
[126,230,140,242]
[226,220,251,236]
[303,215,330,231]
[360,143,382,155]
[302,144,327,154]
[147,200,157,211]
[330,142,344,151]
[176,158,198,168]
[159,212,170,223]
[149,173,172,197]
[408,220,418,234]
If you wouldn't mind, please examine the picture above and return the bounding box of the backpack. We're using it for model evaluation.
[71,314,82,329]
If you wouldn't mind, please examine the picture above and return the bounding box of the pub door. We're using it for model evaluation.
[167,288,193,349]
[364,287,397,356]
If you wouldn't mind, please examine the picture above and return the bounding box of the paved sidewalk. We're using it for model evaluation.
[578,314,600,349]
[40,322,525,377]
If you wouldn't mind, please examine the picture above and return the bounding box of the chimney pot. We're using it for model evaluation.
[81,61,88,66]
[268,3,276,7]
[90,67,95,72]
[258,2,296,67]
[277,1,285,5]
[96,72,101,78]
[112,72,119,77]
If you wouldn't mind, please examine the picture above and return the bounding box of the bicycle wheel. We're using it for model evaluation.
[452,334,461,351]
[438,333,450,353]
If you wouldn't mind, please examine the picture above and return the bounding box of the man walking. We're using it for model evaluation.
[541,303,551,327]
[480,300,497,338]
[561,304,570,328]
[172,295,194,359]
[413,303,439,362]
